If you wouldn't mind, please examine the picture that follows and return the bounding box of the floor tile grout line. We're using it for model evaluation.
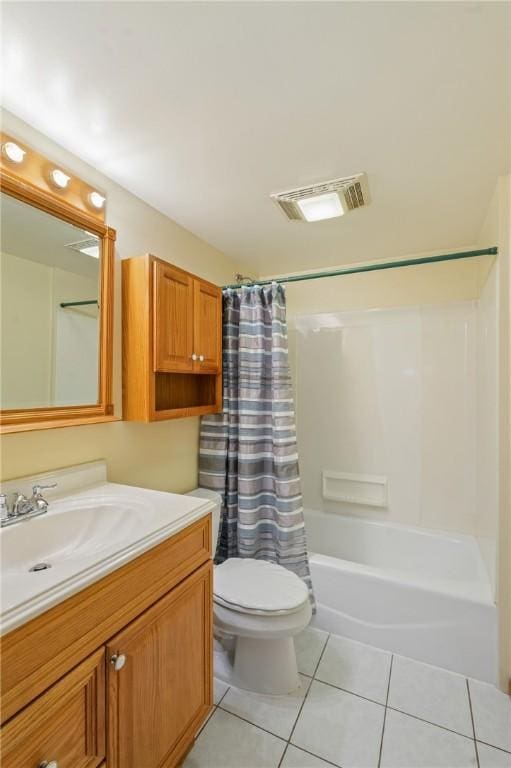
[377,654,394,768]
[312,631,331,678]
[218,697,345,768]
[278,632,334,768]
[476,740,511,756]
[313,675,389,708]
[466,678,480,768]
[216,684,230,707]
[217,704,289,743]
[384,655,394,708]
[284,742,345,768]
[197,683,230,737]
[278,743,290,768]
[387,706,477,741]
[197,703,216,737]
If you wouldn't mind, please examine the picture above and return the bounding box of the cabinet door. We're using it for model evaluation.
[1,649,105,768]
[107,561,212,768]
[193,279,222,373]
[153,261,194,372]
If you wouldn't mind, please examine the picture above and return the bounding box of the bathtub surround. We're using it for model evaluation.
[292,301,481,536]
[199,284,314,603]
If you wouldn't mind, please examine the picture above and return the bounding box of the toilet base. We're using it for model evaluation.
[214,635,300,695]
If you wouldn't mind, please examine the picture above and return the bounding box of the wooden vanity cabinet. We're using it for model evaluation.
[107,564,211,768]
[0,515,213,768]
[2,649,105,768]
[123,254,222,421]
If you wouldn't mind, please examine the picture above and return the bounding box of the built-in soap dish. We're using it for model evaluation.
[322,471,388,507]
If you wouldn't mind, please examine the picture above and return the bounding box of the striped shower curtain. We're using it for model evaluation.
[199,283,314,607]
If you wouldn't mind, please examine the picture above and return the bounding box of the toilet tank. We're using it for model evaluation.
[186,487,222,553]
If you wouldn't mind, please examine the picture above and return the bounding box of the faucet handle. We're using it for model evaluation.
[11,491,29,516]
[32,482,57,498]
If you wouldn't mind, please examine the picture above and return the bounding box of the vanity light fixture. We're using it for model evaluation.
[2,141,26,164]
[89,190,106,210]
[50,168,71,189]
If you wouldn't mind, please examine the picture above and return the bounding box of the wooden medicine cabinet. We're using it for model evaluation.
[122,254,222,420]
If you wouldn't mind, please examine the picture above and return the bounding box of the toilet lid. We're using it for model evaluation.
[214,558,309,615]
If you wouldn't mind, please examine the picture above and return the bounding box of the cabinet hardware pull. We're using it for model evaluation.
[191,354,198,361]
[39,762,58,768]
[199,355,204,362]
[110,653,126,671]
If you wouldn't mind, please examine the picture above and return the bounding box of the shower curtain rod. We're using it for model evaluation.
[223,247,498,289]
[59,300,99,309]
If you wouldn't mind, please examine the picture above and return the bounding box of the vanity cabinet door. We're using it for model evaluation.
[153,261,195,372]
[1,648,105,768]
[107,561,213,768]
[193,278,222,373]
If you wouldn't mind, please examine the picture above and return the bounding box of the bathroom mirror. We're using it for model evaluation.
[0,142,115,432]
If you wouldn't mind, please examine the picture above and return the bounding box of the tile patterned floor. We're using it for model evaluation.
[185,627,511,768]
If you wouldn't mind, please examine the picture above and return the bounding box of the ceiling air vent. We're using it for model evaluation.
[271,173,370,223]
[66,238,100,258]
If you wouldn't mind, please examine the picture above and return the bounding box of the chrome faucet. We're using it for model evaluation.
[0,483,57,527]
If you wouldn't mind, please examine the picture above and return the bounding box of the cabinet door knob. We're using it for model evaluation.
[39,762,59,768]
[199,355,204,362]
[110,653,126,671]
[191,354,198,361]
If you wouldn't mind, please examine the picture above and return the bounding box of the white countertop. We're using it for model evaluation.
[0,477,212,635]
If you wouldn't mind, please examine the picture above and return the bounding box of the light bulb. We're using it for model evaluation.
[2,141,26,164]
[89,190,105,209]
[297,192,345,222]
[50,168,71,189]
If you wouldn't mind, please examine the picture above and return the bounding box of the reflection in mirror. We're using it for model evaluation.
[1,192,101,410]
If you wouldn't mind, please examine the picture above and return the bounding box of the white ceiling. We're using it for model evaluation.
[1,2,510,275]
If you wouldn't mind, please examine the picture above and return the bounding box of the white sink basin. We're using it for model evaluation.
[0,473,213,634]
[2,496,152,573]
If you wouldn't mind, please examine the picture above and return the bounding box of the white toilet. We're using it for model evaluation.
[187,487,312,695]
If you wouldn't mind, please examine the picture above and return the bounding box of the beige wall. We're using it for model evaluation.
[280,253,495,319]
[505,176,511,693]
[0,110,243,491]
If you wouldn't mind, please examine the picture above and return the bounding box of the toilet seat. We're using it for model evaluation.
[213,558,309,616]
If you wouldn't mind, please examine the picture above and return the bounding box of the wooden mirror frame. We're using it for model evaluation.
[0,135,116,433]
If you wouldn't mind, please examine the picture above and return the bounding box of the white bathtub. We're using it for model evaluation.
[305,508,497,683]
